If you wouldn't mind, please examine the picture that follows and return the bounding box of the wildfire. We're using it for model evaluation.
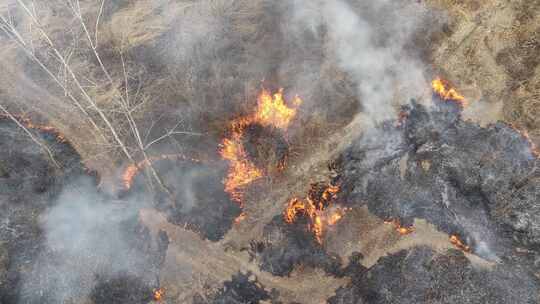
[234,212,247,224]
[254,88,302,129]
[220,88,302,204]
[283,183,348,244]
[450,235,471,252]
[122,154,200,190]
[431,77,467,108]
[384,218,414,235]
[0,114,66,143]
[153,287,165,302]
[220,135,263,202]
[507,123,540,158]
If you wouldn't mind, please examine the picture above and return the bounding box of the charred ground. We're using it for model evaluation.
[331,97,540,302]
[0,118,168,304]
[0,0,539,303]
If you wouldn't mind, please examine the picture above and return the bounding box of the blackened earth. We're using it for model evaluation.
[329,246,538,304]
[242,122,289,172]
[0,118,167,304]
[193,272,273,304]
[135,160,242,242]
[0,118,84,303]
[253,215,342,277]
[331,97,540,302]
[336,98,540,255]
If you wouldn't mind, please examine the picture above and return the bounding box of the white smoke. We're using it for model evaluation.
[291,0,432,123]
[20,177,155,303]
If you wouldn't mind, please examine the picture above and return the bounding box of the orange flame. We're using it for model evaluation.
[283,184,347,244]
[0,114,67,143]
[254,89,302,129]
[507,123,540,158]
[431,78,467,108]
[153,288,165,302]
[234,212,247,224]
[450,235,471,252]
[220,136,263,203]
[384,218,414,235]
[220,88,302,205]
[122,154,200,190]
[327,207,349,226]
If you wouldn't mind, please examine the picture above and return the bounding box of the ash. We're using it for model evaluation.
[0,118,168,304]
[154,161,242,242]
[194,272,273,304]
[331,96,540,302]
[329,246,538,304]
[336,97,540,257]
[254,215,342,277]
[0,118,83,303]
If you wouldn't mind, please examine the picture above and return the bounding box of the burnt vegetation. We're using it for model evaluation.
[256,215,342,277]
[126,159,242,242]
[332,96,540,302]
[193,272,273,304]
[335,96,540,256]
[1,1,540,304]
[0,117,167,303]
[241,122,289,172]
[0,118,84,303]
[329,246,537,304]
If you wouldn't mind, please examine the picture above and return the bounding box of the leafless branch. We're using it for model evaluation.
[95,0,105,46]
[13,0,135,163]
[144,120,203,150]
[0,104,60,169]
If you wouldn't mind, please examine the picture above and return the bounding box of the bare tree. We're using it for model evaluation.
[0,0,199,196]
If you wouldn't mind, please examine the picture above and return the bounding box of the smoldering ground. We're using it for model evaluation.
[19,177,162,303]
[2,1,538,304]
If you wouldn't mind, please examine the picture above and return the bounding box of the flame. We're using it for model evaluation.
[384,218,414,235]
[0,114,67,143]
[153,288,165,302]
[327,209,346,226]
[283,183,347,243]
[122,154,200,190]
[220,136,263,203]
[506,123,540,158]
[431,78,467,108]
[220,88,302,205]
[254,89,301,129]
[234,212,247,224]
[450,235,471,252]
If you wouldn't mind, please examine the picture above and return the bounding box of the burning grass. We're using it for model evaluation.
[334,80,540,263]
[121,154,201,191]
[384,218,415,236]
[152,287,165,302]
[431,77,467,108]
[449,235,471,253]
[220,88,302,205]
[283,183,349,244]
[0,114,68,144]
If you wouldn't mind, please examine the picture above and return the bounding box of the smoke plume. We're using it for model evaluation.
[291,0,435,123]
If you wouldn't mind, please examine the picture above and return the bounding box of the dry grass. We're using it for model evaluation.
[0,0,360,180]
[428,0,540,142]
[0,1,539,302]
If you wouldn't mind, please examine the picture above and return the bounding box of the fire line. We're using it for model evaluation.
[220,88,302,209]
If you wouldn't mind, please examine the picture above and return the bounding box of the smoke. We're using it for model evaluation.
[290,0,434,123]
[19,177,158,303]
